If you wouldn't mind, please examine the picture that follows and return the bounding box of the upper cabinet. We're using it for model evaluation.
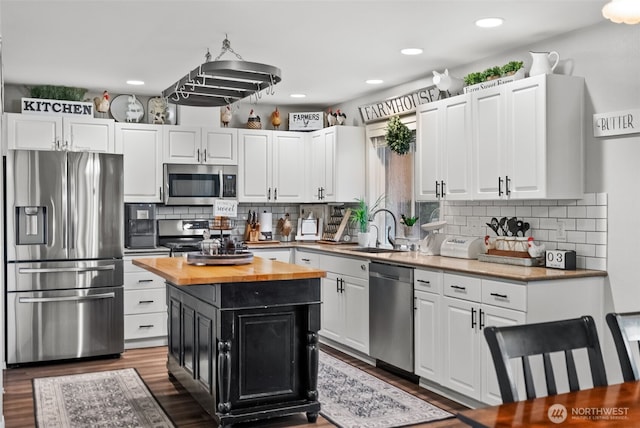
[416,74,584,201]
[308,126,365,202]
[5,113,115,153]
[472,74,584,200]
[415,96,473,201]
[164,125,237,165]
[115,123,164,203]
[237,129,307,203]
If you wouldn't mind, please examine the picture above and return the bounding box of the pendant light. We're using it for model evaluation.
[602,0,640,24]
[162,35,282,107]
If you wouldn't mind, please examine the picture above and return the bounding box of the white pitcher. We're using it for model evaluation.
[529,51,560,76]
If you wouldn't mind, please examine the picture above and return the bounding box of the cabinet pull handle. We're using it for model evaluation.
[471,307,477,329]
[479,308,485,330]
[441,180,446,196]
[336,277,340,293]
[301,258,311,262]
[139,324,155,328]
[414,296,417,311]
[159,186,163,200]
[203,148,207,162]
[137,279,154,283]
[138,300,155,304]
[505,175,511,196]
[197,148,201,163]
[435,181,440,198]
[451,285,467,291]
[319,187,324,200]
[361,264,367,270]
[268,187,271,200]
[490,292,508,299]
[274,188,277,200]
[417,279,430,284]
[498,176,503,196]
[269,257,277,260]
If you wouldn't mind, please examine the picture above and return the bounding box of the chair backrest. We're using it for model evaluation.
[484,315,608,403]
[606,311,640,382]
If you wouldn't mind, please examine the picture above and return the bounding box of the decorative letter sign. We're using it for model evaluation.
[593,109,640,137]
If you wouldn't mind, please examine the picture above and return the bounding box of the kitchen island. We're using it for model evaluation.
[133,256,326,427]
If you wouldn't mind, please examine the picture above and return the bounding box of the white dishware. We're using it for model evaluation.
[529,51,560,76]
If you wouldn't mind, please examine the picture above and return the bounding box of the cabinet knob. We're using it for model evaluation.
[360,264,367,270]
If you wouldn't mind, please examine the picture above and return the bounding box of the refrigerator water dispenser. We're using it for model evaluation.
[16,206,47,245]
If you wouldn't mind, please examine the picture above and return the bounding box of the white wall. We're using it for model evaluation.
[337,21,640,312]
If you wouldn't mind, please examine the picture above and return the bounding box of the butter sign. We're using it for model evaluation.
[593,109,640,137]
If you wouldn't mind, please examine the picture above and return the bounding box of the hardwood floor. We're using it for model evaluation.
[3,345,469,427]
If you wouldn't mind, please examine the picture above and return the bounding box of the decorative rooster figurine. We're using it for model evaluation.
[277,213,293,241]
[270,107,281,129]
[527,237,546,258]
[327,109,337,126]
[336,109,346,125]
[220,104,232,127]
[93,90,110,114]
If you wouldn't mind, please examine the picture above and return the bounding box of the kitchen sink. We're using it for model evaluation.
[350,247,406,253]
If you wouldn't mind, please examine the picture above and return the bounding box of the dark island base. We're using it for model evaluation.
[166,279,322,427]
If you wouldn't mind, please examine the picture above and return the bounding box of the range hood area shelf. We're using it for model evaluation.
[162,60,282,107]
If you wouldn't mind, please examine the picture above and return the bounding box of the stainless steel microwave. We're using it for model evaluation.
[163,164,237,205]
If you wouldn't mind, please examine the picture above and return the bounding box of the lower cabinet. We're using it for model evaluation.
[414,268,443,383]
[123,253,168,348]
[251,248,291,263]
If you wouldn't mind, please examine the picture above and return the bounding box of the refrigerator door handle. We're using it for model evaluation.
[19,292,116,303]
[18,265,116,274]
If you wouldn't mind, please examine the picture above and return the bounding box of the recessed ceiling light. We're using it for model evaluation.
[475,17,504,28]
[366,79,384,85]
[126,80,145,85]
[290,93,306,98]
[400,48,423,56]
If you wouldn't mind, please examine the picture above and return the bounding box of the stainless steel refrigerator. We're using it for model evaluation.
[5,150,124,365]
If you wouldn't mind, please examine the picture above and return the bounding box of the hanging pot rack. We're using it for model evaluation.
[162,36,282,107]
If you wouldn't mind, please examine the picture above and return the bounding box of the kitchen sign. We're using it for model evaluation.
[358,85,441,123]
[593,109,640,137]
[21,97,94,117]
[289,112,323,130]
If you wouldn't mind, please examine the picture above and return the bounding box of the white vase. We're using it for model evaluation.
[357,232,369,247]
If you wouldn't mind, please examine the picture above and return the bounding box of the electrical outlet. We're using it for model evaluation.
[556,220,567,242]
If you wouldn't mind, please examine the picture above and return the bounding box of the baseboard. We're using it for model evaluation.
[124,337,168,350]
[418,377,485,409]
[319,337,375,366]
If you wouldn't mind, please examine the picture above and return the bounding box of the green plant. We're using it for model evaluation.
[501,61,524,75]
[385,116,413,155]
[29,85,87,101]
[482,66,503,80]
[350,195,385,233]
[463,72,484,86]
[401,214,419,227]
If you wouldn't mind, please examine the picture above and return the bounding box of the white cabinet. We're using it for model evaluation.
[251,248,291,263]
[308,126,365,202]
[415,96,472,201]
[164,126,238,165]
[5,113,115,152]
[294,249,321,268]
[115,123,164,203]
[318,254,369,354]
[123,252,169,348]
[238,129,306,203]
[471,74,585,200]
[414,268,443,383]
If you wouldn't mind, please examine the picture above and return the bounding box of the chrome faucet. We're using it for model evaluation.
[369,223,380,247]
[370,209,398,249]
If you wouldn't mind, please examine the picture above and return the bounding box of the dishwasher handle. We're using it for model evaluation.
[19,292,116,303]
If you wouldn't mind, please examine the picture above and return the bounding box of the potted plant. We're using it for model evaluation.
[401,214,420,239]
[501,61,524,76]
[350,195,384,246]
[29,85,87,101]
[385,116,413,155]
[482,66,503,81]
[464,71,484,86]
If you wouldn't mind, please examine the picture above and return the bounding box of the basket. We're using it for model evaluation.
[247,120,262,129]
[211,216,234,230]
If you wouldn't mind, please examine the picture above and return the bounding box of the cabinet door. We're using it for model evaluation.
[6,113,62,150]
[480,305,526,405]
[252,249,291,263]
[414,290,441,382]
[201,127,237,165]
[319,273,343,343]
[505,76,546,199]
[441,95,472,200]
[415,104,441,201]
[65,117,115,153]
[342,275,369,354]
[238,130,271,202]
[321,129,337,201]
[309,132,326,201]
[472,86,506,199]
[163,126,201,164]
[442,296,481,400]
[116,123,163,203]
[272,131,306,202]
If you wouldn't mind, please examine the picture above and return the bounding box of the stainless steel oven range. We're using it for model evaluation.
[4,150,124,366]
[158,219,235,257]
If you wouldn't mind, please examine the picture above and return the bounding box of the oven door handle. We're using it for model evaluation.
[19,292,116,303]
[18,265,116,274]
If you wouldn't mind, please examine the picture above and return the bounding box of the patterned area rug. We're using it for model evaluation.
[318,352,453,428]
[33,368,175,428]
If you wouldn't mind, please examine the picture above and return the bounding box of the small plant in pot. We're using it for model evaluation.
[401,214,420,239]
[482,66,503,81]
[350,195,384,246]
[463,72,484,86]
[501,61,524,76]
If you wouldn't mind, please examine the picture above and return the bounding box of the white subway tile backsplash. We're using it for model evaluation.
[577,219,596,231]
[567,230,586,243]
[472,206,487,216]
[532,206,550,218]
[586,231,607,245]
[549,206,567,218]
[586,205,607,219]
[540,218,558,230]
[576,243,596,257]
[515,206,532,217]
[578,193,596,205]
[500,206,517,217]
[596,193,608,205]
[596,219,607,232]
[567,206,587,218]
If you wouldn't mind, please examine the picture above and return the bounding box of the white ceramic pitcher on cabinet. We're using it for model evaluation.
[529,51,560,76]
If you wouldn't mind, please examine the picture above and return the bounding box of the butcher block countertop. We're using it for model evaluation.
[249,242,607,282]
[132,256,326,286]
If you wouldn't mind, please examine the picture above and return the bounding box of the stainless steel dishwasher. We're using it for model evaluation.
[369,262,414,373]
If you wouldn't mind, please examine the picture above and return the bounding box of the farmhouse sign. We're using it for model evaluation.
[21,97,94,117]
[358,85,441,123]
[289,112,323,131]
[593,109,640,137]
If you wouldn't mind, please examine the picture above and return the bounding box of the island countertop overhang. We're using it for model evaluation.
[132,256,326,286]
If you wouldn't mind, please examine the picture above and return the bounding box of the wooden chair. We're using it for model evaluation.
[484,315,608,403]
[606,311,640,382]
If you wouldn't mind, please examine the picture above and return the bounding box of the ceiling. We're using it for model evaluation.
[0,0,608,107]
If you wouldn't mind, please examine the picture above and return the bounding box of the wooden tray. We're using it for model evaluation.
[487,249,531,258]
[478,253,544,267]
